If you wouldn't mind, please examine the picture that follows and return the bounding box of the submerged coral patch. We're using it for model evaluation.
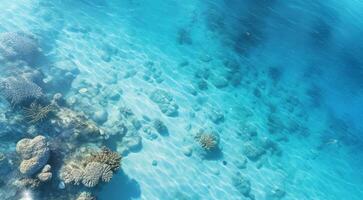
[150,89,179,117]
[0,32,40,64]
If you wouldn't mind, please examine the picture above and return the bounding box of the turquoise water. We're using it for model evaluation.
[0,0,363,199]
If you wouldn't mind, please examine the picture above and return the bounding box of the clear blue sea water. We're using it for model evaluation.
[0,0,362,200]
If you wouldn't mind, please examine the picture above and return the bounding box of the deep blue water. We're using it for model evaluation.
[0,0,362,199]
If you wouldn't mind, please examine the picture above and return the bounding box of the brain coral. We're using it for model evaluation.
[0,76,43,105]
[0,32,39,64]
[16,135,50,176]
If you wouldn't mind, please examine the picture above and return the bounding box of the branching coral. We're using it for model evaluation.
[24,102,54,123]
[82,162,113,187]
[14,178,40,188]
[60,148,121,188]
[60,162,84,185]
[195,131,219,151]
[84,147,122,171]
[0,76,43,105]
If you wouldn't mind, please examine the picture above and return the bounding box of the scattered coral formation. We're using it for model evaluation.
[53,107,101,138]
[16,135,50,176]
[149,89,179,117]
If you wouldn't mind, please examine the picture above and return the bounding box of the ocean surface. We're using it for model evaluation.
[0,0,362,200]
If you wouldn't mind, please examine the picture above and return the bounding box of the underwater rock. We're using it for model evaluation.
[197,80,208,90]
[76,192,96,200]
[16,135,50,176]
[177,28,192,45]
[211,75,229,89]
[242,142,265,161]
[153,119,169,136]
[233,157,248,169]
[267,113,285,134]
[36,164,52,182]
[92,110,108,124]
[124,135,142,152]
[182,146,193,157]
[109,92,121,101]
[58,181,65,189]
[232,172,253,199]
[268,186,286,199]
[152,160,158,166]
[208,109,225,124]
[150,89,179,117]
[0,32,40,64]
[0,76,43,106]
[142,126,158,141]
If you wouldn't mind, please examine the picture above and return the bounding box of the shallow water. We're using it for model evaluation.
[0,0,362,200]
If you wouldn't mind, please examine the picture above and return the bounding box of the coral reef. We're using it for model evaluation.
[149,89,179,117]
[60,162,84,185]
[53,107,102,138]
[84,147,122,171]
[0,32,40,64]
[0,76,43,106]
[82,162,113,187]
[16,135,50,176]
[60,148,121,188]
[194,130,220,151]
[76,192,96,200]
[24,102,54,123]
